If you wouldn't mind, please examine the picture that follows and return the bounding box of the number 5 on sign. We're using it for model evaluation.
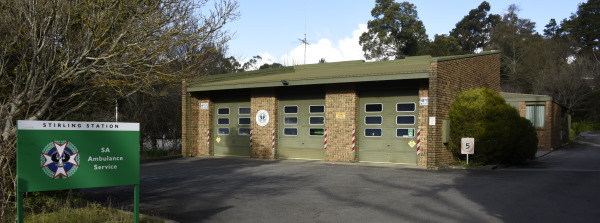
[461,138,475,154]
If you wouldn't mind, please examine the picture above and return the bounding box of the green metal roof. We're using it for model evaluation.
[186,51,500,92]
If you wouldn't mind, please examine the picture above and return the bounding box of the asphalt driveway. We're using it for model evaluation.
[85,131,600,223]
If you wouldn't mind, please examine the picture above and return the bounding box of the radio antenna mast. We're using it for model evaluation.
[298,34,308,65]
[298,0,308,65]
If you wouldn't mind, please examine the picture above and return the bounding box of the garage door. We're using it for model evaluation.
[278,94,326,160]
[358,90,419,164]
[213,99,251,157]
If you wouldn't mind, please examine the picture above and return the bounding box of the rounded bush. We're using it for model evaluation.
[449,88,538,164]
[509,117,538,163]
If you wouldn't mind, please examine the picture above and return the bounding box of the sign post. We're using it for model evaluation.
[16,120,140,223]
[461,137,475,165]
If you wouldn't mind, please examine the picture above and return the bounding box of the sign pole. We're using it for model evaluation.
[16,191,23,223]
[134,184,140,223]
[461,137,475,166]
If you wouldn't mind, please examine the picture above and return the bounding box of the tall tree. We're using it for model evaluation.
[450,1,501,53]
[195,45,244,75]
[543,19,564,39]
[558,0,600,115]
[489,4,538,92]
[534,53,597,112]
[421,34,463,57]
[514,5,597,115]
[561,0,600,52]
[242,55,263,70]
[359,0,428,60]
[521,32,591,113]
[0,0,238,220]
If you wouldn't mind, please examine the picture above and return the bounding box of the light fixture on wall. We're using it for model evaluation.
[281,80,289,86]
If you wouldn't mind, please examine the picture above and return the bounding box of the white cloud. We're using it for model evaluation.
[280,24,368,66]
[239,52,277,70]
[339,24,368,60]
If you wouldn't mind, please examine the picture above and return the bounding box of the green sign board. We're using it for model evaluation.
[17,121,140,192]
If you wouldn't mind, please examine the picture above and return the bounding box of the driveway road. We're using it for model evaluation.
[85,131,600,223]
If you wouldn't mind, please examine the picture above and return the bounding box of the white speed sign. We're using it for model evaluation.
[461,138,475,154]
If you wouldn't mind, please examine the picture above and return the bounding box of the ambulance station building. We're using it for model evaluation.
[182,52,500,169]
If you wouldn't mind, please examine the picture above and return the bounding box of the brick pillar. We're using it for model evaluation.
[181,80,212,158]
[518,102,526,116]
[417,80,429,167]
[325,84,358,162]
[187,94,200,156]
[251,89,278,159]
[550,101,561,149]
[181,80,190,156]
[196,95,212,156]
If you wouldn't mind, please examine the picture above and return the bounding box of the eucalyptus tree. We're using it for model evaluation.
[561,0,600,52]
[450,1,500,53]
[488,4,537,92]
[359,0,428,60]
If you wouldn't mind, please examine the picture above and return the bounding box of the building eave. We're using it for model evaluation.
[187,72,429,92]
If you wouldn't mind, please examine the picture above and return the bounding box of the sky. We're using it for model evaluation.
[222,0,583,67]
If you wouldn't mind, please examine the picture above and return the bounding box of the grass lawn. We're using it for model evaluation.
[24,203,165,223]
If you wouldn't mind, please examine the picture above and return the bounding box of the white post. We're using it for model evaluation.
[467,154,469,165]
[115,100,118,122]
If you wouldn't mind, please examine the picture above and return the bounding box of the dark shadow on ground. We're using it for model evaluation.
[313,168,499,222]
[310,133,600,222]
[449,136,600,222]
[83,134,600,222]
[84,157,304,222]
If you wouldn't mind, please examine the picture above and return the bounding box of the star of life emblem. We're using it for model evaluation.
[256,110,270,127]
[40,141,80,179]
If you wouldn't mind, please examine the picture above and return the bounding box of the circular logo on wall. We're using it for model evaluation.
[256,110,270,127]
[40,141,80,179]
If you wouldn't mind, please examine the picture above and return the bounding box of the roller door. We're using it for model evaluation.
[358,90,419,164]
[213,99,251,157]
[278,94,326,160]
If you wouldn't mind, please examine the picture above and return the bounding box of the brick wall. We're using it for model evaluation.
[427,53,501,169]
[186,94,201,156]
[181,80,212,157]
[325,84,358,162]
[517,101,563,150]
[250,89,278,159]
[551,102,563,149]
[542,101,563,150]
[538,101,552,150]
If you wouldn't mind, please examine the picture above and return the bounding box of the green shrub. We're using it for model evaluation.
[509,117,538,163]
[24,190,87,215]
[449,88,538,165]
